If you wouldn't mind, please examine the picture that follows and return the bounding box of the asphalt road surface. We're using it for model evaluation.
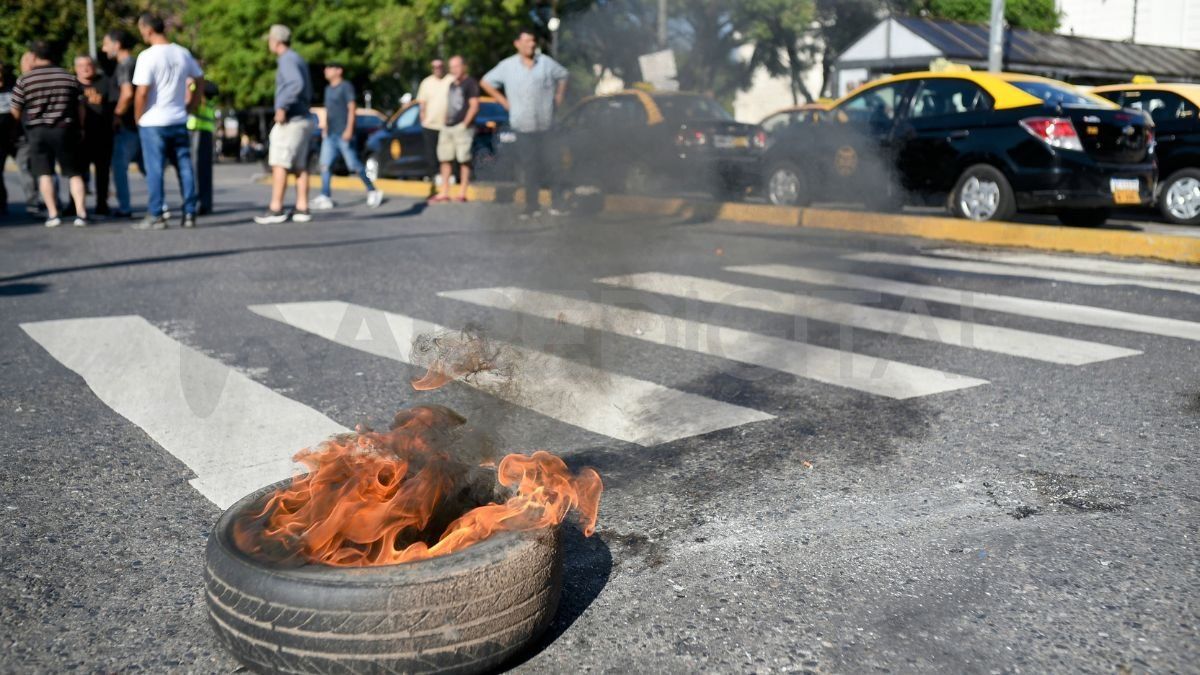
[2,165,1198,673]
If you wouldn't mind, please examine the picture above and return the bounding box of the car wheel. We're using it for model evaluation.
[1056,208,1111,227]
[1158,168,1200,225]
[948,164,1015,221]
[205,479,563,675]
[766,161,808,206]
[364,155,380,183]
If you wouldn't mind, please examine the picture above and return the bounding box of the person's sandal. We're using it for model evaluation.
[427,194,451,203]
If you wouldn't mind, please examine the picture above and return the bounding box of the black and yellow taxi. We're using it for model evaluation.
[762,71,1156,226]
[555,90,766,199]
[1093,82,1200,224]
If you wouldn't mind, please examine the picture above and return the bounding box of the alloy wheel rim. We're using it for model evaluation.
[959,176,1001,220]
[769,169,800,205]
[1165,177,1200,221]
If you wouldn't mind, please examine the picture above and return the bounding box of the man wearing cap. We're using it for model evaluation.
[310,62,383,211]
[256,24,314,224]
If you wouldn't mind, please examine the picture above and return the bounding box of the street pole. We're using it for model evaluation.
[657,0,668,48]
[86,0,97,58]
[987,0,1005,72]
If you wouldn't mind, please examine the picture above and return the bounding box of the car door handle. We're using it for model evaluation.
[947,130,970,140]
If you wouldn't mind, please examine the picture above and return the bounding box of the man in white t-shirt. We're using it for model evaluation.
[131,13,204,230]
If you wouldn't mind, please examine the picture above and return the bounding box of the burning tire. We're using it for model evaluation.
[204,479,563,675]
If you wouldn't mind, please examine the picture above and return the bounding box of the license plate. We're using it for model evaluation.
[714,135,748,149]
[498,131,517,143]
[1110,178,1141,205]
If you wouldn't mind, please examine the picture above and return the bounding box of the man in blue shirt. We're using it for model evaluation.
[481,28,569,218]
[256,24,315,224]
[311,63,383,210]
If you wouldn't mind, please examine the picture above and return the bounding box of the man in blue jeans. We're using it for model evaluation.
[102,30,138,218]
[131,14,203,229]
[311,62,383,210]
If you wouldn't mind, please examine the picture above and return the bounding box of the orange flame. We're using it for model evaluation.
[232,405,602,567]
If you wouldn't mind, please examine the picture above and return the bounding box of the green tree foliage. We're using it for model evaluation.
[0,0,148,68]
[734,0,816,104]
[185,0,536,110]
[903,0,1060,32]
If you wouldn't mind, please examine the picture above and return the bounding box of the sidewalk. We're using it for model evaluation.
[318,173,1200,265]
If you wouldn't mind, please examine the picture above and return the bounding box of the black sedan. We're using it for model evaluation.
[1094,83,1200,225]
[762,71,1156,226]
[555,91,766,199]
[363,98,512,181]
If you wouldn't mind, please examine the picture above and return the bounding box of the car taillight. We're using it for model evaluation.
[751,130,767,149]
[675,130,707,147]
[1019,117,1084,152]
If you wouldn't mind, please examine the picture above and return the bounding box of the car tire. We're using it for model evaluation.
[364,155,381,183]
[1157,168,1200,225]
[947,164,1016,222]
[1056,208,1111,227]
[765,161,809,206]
[205,479,563,675]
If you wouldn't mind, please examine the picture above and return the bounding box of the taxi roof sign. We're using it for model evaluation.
[929,58,972,73]
[1131,74,1157,84]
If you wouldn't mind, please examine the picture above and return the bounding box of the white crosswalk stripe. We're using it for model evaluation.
[844,251,1200,296]
[926,248,1200,284]
[594,272,1140,365]
[728,264,1200,342]
[249,301,774,446]
[439,287,987,399]
[20,316,348,508]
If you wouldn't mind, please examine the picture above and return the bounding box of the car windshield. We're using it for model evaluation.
[655,95,733,122]
[1011,81,1108,108]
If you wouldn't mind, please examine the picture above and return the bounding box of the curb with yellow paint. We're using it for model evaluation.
[306,174,1200,265]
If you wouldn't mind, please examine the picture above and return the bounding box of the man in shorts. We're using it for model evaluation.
[430,56,479,203]
[9,41,90,227]
[256,24,314,224]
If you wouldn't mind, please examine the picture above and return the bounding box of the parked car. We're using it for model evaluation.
[555,90,766,199]
[309,106,388,175]
[759,102,829,138]
[1092,83,1200,225]
[762,71,1157,226]
[363,97,512,181]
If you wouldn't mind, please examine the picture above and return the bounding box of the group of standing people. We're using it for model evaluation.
[1,14,209,229]
[265,26,570,222]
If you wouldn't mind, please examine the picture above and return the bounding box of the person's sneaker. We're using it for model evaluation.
[518,210,542,221]
[44,216,63,228]
[548,208,569,217]
[73,216,90,227]
[132,214,169,230]
[254,210,289,224]
[311,194,335,210]
[291,209,312,223]
[181,213,197,229]
[111,209,133,219]
[366,190,384,208]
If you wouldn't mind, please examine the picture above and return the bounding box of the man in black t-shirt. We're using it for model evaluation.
[102,29,138,217]
[75,55,113,215]
[432,55,480,203]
